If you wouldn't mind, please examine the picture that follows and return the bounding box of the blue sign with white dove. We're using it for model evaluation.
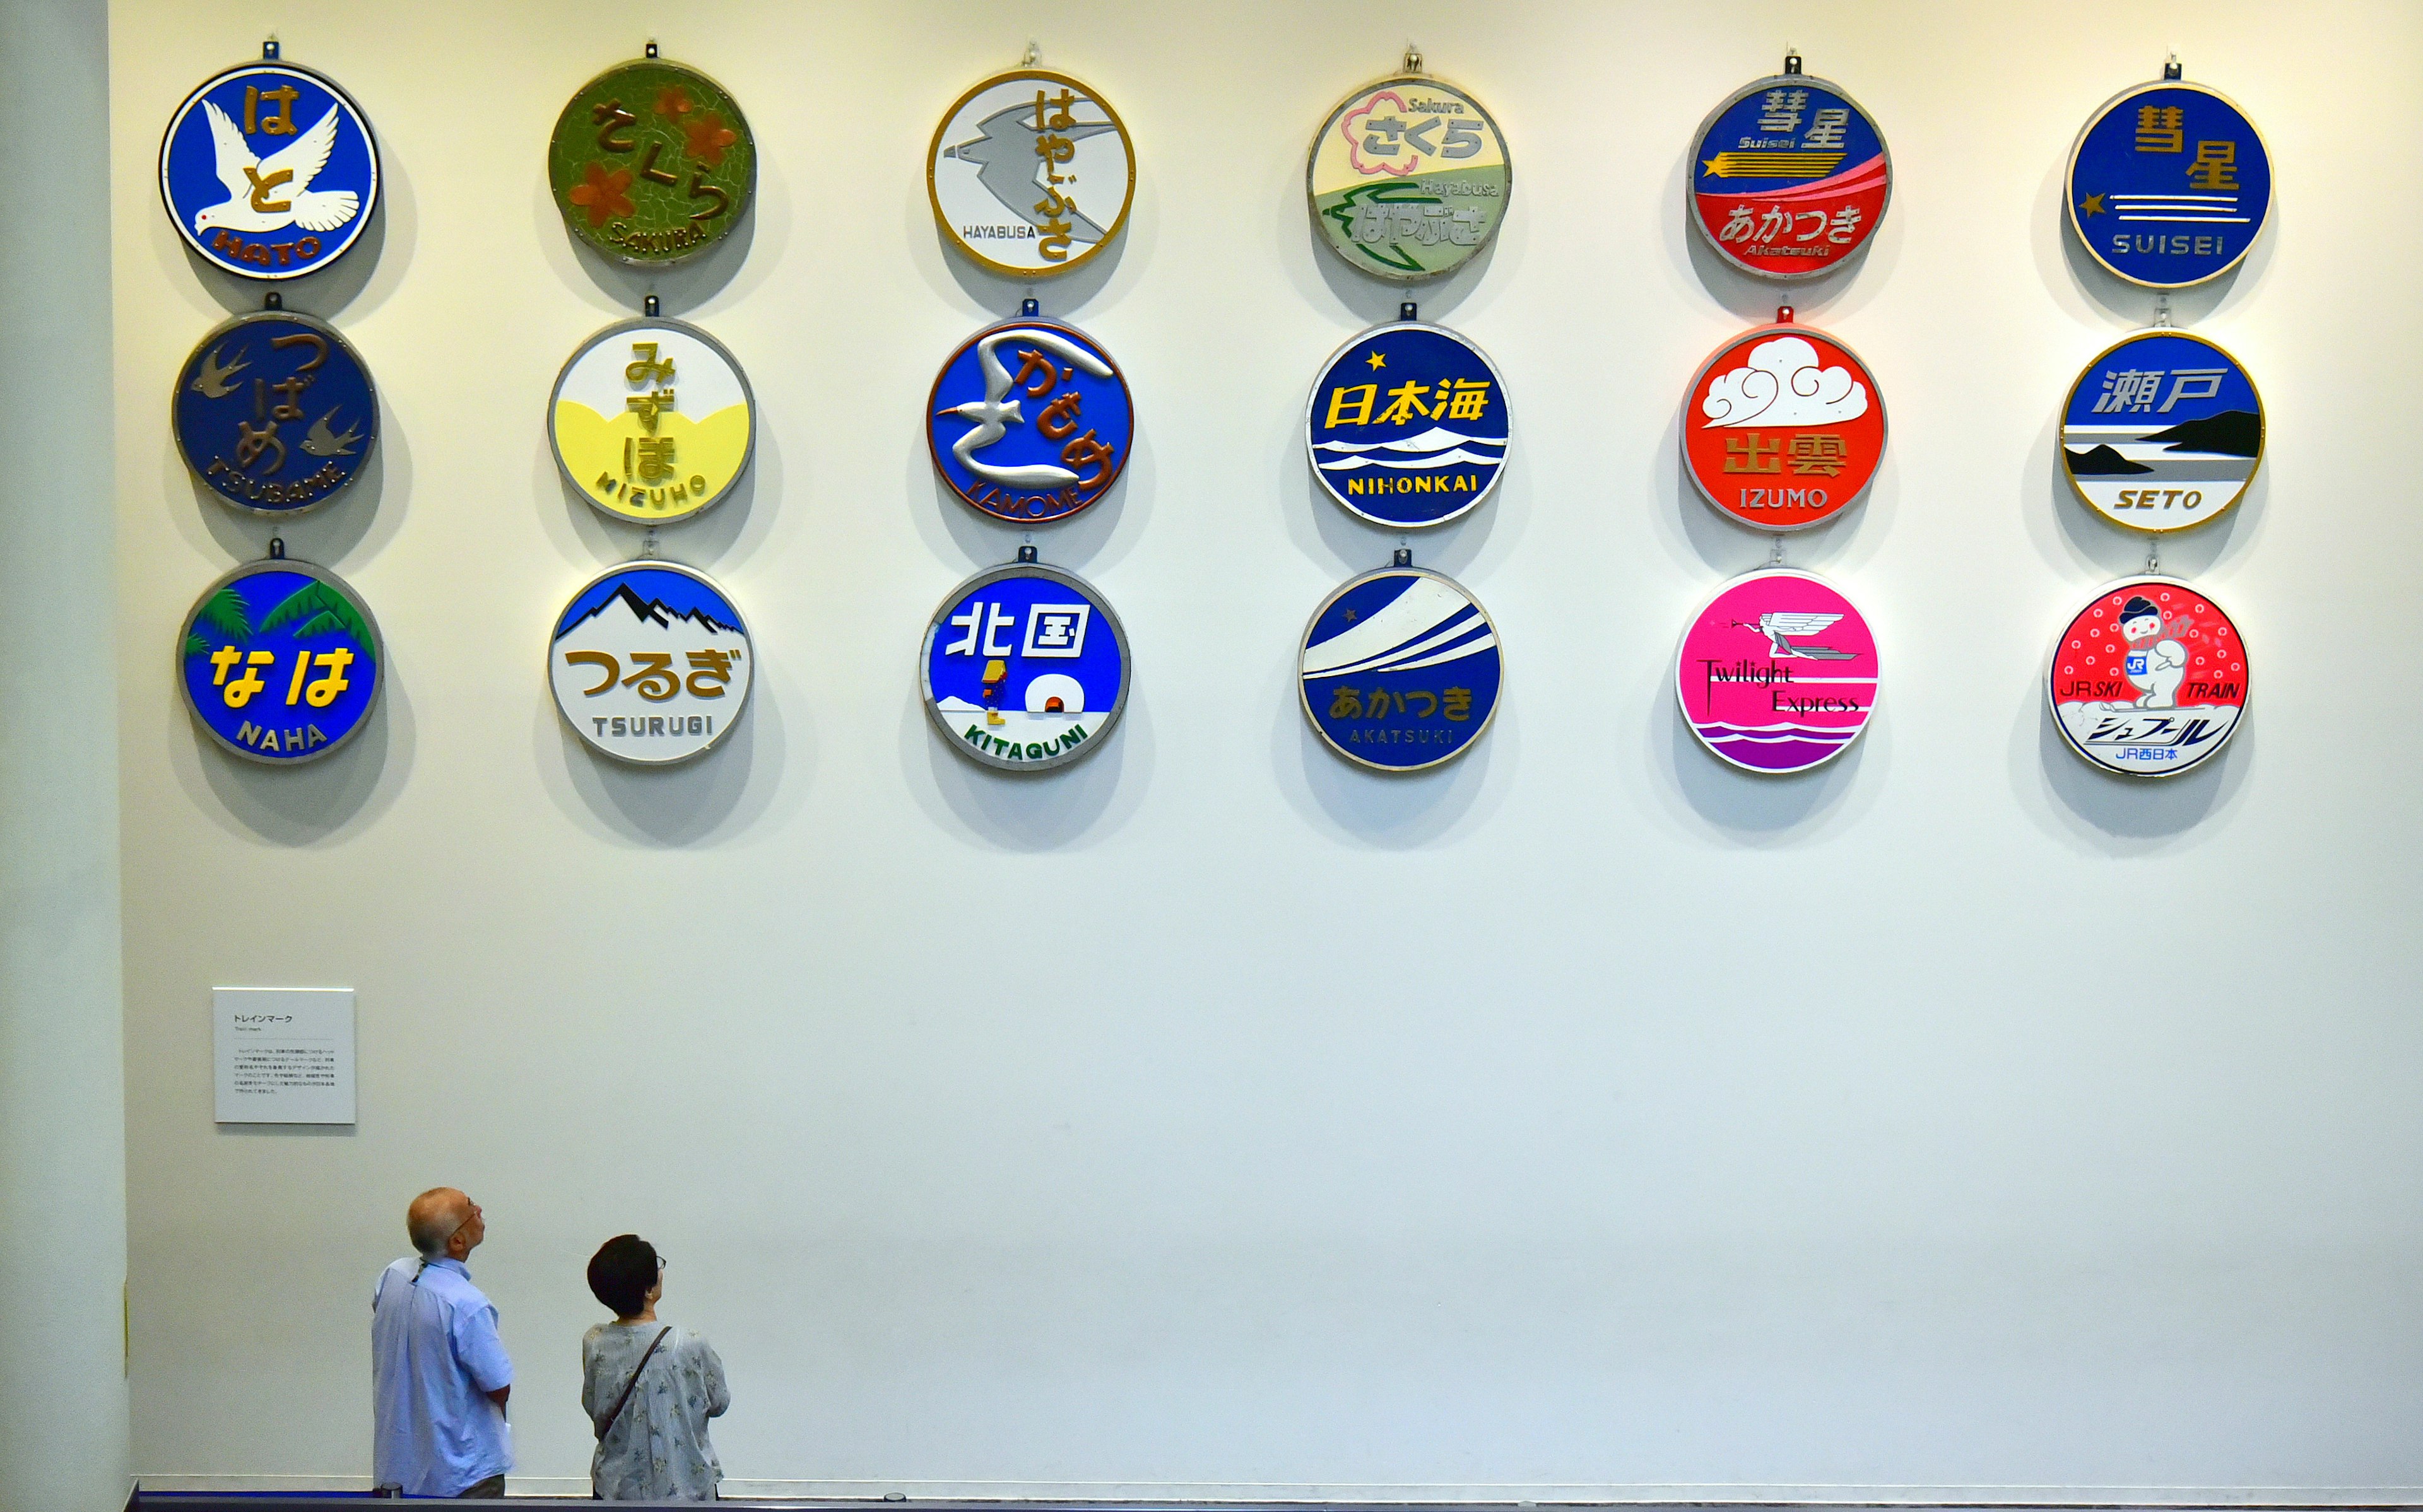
[922,560,1129,772]
[159,57,380,280]
[1305,320,1508,529]
[927,315,1132,524]
[175,309,376,514]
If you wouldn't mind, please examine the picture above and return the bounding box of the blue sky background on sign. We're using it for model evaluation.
[2071,85,2270,284]
[1694,80,1883,192]
[162,65,376,273]
[1303,571,1500,768]
[926,571,1123,713]
[1309,325,1504,525]
[929,319,1131,520]
[553,566,741,640]
[179,566,377,756]
[2062,332,2257,438]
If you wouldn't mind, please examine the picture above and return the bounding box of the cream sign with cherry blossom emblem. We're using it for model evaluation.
[2048,578,2248,778]
[1682,314,1885,531]
[1307,69,1509,281]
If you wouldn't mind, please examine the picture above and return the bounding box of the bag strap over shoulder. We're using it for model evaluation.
[596,1326,673,1443]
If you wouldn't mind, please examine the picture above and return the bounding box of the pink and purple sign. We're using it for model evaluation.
[1674,568,1878,775]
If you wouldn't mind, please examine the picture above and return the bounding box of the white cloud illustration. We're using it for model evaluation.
[1701,336,1870,428]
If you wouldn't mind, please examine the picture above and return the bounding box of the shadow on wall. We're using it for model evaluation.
[176,671,414,847]
[531,667,806,848]
[902,682,1154,852]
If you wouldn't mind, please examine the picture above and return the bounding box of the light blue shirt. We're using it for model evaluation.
[371,1255,514,1496]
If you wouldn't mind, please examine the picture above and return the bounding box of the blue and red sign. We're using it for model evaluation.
[158,57,380,281]
[179,556,382,764]
[2067,80,2271,288]
[927,315,1131,524]
[1690,71,1889,279]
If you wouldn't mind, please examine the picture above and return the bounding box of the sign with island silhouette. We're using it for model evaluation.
[2061,330,2261,532]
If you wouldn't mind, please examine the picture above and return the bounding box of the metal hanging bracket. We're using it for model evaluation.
[1767,534,1784,567]
[263,290,283,311]
[1400,302,1418,322]
[1403,43,1424,75]
[267,536,286,560]
[262,37,280,61]
[1022,40,1039,67]
[1783,48,1803,75]
[1392,547,1413,568]
[2162,51,2183,80]
[2146,536,2161,573]
[645,40,659,59]
[1776,304,1794,325]
[1020,296,1040,317]
[2152,292,2172,327]
[640,525,659,560]
[643,293,660,317]
[1017,543,1039,564]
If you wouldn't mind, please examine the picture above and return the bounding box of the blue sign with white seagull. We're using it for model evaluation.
[1305,320,1507,529]
[175,308,376,515]
[926,314,1131,524]
[922,559,1129,773]
[1300,565,1501,771]
[159,53,380,280]
[179,553,382,765]
[2066,76,2270,288]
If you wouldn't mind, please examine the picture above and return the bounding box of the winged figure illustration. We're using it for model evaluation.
[941,103,1114,240]
[193,101,360,236]
[1739,611,1856,660]
[189,344,248,399]
[936,329,1114,489]
[301,409,362,458]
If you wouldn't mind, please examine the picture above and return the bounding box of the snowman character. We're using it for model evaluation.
[2114,594,2188,709]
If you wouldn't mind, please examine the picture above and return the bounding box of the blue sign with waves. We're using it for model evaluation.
[1305,322,1507,529]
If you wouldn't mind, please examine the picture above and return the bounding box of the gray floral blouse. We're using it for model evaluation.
[581,1321,730,1501]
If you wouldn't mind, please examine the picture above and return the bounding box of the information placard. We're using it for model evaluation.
[212,987,355,1124]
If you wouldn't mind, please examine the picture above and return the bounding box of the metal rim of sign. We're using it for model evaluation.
[548,315,757,527]
[549,558,754,767]
[172,307,379,517]
[925,314,1133,524]
[925,68,1136,279]
[1679,319,1888,533]
[1672,566,1877,777]
[919,560,1132,774]
[2060,328,2264,535]
[548,55,757,269]
[2065,79,2272,290]
[1304,71,1513,283]
[156,57,383,281]
[1298,565,1502,774]
[2045,575,2249,780]
[1686,71,1892,281]
[1302,319,1509,529]
[177,553,385,766]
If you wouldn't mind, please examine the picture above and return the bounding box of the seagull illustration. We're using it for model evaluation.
[937,328,1114,489]
[189,344,249,398]
[300,409,361,458]
[1737,612,1856,659]
[194,101,358,236]
[942,102,1114,239]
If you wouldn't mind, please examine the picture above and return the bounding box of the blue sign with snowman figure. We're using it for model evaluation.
[159,51,381,280]
[174,308,377,514]
[922,558,1129,771]
[1304,320,1508,529]
[926,313,1131,524]
[2066,76,2271,288]
[178,553,382,764]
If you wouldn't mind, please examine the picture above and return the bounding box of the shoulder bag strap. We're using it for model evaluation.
[596,1327,673,1443]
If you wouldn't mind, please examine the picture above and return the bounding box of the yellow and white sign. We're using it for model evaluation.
[549,316,755,525]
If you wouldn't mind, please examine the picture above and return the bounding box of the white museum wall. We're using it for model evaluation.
[3,0,130,1508]
[112,0,2423,1499]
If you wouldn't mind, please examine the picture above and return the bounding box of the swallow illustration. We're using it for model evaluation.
[943,102,1115,239]
[194,100,358,236]
[300,409,361,458]
[190,344,249,399]
[1737,612,1856,660]
[936,328,1114,489]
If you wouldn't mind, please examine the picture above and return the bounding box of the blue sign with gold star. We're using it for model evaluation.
[175,308,376,515]
[1304,320,1507,529]
[1300,565,1502,772]
[179,552,382,765]
[2067,78,2271,288]
[158,52,380,280]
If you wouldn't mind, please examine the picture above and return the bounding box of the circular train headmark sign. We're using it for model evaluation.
[549,56,755,267]
[2060,330,2261,533]
[159,56,380,279]
[1689,69,1889,279]
[923,560,1130,772]
[550,317,755,525]
[1675,568,1877,775]
[179,555,382,764]
[1299,565,1501,773]
[1306,320,1507,529]
[928,69,1135,278]
[2048,577,2247,778]
[1682,320,1883,531]
[928,315,1131,524]
[550,561,753,765]
[174,308,377,515]
[2067,78,2270,288]
[1307,73,1511,281]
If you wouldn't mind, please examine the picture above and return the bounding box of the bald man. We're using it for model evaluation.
[370,1188,515,1497]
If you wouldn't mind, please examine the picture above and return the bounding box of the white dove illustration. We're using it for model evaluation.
[194,101,359,236]
[936,329,1114,489]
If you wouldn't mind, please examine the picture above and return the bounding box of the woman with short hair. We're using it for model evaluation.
[582,1234,730,1501]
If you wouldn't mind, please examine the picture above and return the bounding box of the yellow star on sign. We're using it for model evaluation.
[1365,350,1386,370]
[2079,192,2106,216]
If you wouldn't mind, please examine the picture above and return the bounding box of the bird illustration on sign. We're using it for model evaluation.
[195,100,359,236]
[1736,611,1856,659]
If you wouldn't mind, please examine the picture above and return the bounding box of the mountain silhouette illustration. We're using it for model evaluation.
[558,579,740,638]
[2136,409,2260,457]
[2065,444,2152,476]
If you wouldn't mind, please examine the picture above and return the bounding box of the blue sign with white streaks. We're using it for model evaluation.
[158,57,380,280]
[2067,79,2270,288]
[1300,566,1501,771]
[1305,322,1507,529]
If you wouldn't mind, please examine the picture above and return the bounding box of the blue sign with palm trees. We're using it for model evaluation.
[179,556,382,763]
